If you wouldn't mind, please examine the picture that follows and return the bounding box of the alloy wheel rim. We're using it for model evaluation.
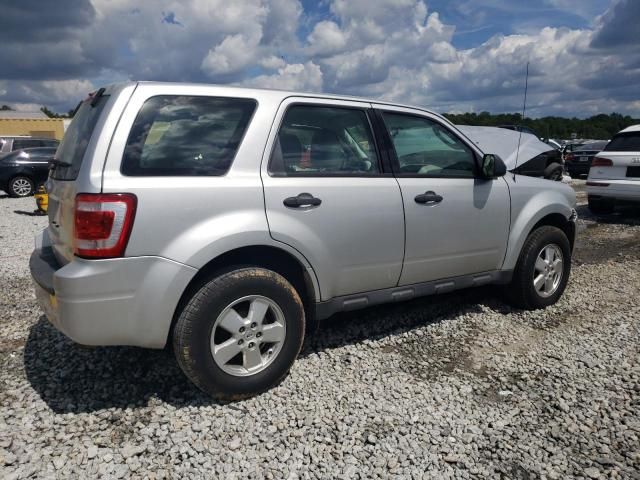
[533,244,564,298]
[13,178,31,196]
[210,295,286,377]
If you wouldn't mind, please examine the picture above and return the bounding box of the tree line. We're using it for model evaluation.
[4,102,638,140]
[443,112,639,140]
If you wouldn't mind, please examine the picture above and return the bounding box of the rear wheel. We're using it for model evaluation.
[173,267,305,400]
[8,176,34,197]
[505,226,571,310]
[588,196,615,215]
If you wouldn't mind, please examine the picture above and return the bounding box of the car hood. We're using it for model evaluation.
[457,125,554,170]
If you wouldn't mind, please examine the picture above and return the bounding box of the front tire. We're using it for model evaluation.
[8,176,35,197]
[544,162,563,181]
[505,226,571,310]
[173,267,305,400]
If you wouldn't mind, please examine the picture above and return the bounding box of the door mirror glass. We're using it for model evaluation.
[481,154,506,178]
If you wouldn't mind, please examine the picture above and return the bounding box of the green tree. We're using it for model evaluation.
[443,112,640,140]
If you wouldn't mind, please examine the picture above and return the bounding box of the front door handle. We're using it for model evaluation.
[414,191,443,204]
[283,193,322,208]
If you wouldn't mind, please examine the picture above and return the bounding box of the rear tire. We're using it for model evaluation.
[544,162,563,181]
[173,267,305,400]
[8,176,34,197]
[505,226,571,310]
[588,196,614,215]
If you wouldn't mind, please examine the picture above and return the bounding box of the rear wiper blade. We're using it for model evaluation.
[49,158,72,168]
[90,87,106,107]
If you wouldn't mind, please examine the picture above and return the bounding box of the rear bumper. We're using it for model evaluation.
[586,179,640,203]
[30,229,197,348]
[566,163,590,176]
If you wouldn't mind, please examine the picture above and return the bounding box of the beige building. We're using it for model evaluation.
[0,111,65,140]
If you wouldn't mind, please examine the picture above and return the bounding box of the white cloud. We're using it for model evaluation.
[307,21,348,56]
[242,61,323,91]
[201,32,263,76]
[0,0,638,117]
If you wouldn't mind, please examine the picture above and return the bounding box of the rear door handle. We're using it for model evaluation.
[414,191,443,204]
[283,193,322,208]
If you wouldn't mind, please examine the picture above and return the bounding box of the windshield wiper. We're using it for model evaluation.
[49,158,72,168]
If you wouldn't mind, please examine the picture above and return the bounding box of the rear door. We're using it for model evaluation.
[374,105,510,285]
[261,98,405,301]
[25,148,56,184]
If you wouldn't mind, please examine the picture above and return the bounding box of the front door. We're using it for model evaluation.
[262,99,405,301]
[375,106,510,285]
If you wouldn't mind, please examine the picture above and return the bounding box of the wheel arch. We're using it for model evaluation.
[530,212,575,251]
[168,244,320,346]
[503,193,575,271]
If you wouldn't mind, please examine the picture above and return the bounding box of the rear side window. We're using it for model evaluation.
[122,96,256,176]
[51,95,109,180]
[269,105,380,176]
[604,132,640,152]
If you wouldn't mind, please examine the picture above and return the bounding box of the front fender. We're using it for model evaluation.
[503,181,575,271]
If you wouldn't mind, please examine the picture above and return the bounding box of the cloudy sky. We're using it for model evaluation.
[0,0,638,118]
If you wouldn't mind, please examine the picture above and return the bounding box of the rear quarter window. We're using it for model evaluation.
[604,132,640,152]
[121,95,257,176]
[50,94,109,180]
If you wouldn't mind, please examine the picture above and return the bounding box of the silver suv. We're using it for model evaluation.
[30,82,577,399]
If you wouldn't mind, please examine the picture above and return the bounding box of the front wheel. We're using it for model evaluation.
[505,226,571,310]
[173,267,305,400]
[8,176,35,197]
[544,162,564,181]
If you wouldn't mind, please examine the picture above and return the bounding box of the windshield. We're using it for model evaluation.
[50,94,109,180]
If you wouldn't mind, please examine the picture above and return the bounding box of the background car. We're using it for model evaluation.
[0,147,56,197]
[458,125,565,180]
[587,125,640,214]
[0,136,59,156]
[564,140,609,177]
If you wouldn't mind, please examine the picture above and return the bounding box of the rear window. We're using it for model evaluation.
[121,95,256,176]
[604,132,640,152]
[51,94,109,180]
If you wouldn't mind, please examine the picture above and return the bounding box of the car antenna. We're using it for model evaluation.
[513,61,529,180]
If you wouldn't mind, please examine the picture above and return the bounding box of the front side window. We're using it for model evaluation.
[122,95,256,176]
[269,105,379,176]
[382,112,476,177]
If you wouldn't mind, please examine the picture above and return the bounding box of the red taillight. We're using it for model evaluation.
[591,157,613,167]
[565,153,574,162]
[74,193,137,258]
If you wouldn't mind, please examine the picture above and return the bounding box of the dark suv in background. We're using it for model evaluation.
[564,140,609,177]
[0,136,59,156]
[0,147,56,197]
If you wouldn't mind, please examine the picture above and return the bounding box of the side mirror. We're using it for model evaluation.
[481,154,507,178]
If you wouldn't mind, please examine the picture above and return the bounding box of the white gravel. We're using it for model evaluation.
[0,195,47,278]
[1,190,639,479]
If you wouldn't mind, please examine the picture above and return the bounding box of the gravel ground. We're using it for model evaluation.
[1,184,639,479]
